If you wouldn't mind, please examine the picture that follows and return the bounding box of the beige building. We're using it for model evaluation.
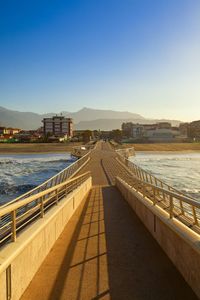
[0,127,21,135]
[122,122,181,141]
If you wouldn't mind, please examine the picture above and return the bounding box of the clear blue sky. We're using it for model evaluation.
[0,0,200,121]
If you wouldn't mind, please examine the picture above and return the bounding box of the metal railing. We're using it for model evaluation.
[0,172,91,246]
[1,150,91,208]
[116,151,192,198]
[115,150,200,232]
[116,176,200,231]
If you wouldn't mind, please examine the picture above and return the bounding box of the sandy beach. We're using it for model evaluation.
[0,142,82,154]
[120,143,200,152]
[1,142,200,154]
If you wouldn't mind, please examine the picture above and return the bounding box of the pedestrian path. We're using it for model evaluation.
[21,142,197,300]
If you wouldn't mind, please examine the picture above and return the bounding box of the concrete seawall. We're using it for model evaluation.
[116,177,200,299]
[0,177,92,300]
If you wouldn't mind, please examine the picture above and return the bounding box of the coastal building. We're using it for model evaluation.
[0,127,10,135]
[0,127,21,142]
[188,120,200,140]
[14,130,42,142]
[42,116,73,138]
[122,122,134,137]
[179,120,200,140]
[179,123,189,138]
[131,124,145,138]
[157,122,171,129]
[0,127,21,135]
[144,128,179,142]
[122,122,181,142]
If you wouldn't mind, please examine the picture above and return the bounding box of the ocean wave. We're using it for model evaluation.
[0,153,75,203]
[130,152,200,201]
[0,157,75,165]
[0,182,36,195]
[181,188,200,194]
[133,157,200,163]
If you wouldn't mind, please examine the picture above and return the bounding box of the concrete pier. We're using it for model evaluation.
[20,142,197,300]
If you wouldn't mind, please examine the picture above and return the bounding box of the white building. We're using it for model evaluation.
[144,128,180,142]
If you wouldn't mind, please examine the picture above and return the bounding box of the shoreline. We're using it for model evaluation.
[135,150,200,153]
[1,142,200,154]
[0,142,82,154]
[121,143,200,152]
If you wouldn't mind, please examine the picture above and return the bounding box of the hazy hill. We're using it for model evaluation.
[0,106,54,129]
[62,107,144,123]
[0,106,181,130]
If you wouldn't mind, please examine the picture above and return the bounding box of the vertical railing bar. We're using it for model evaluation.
[169,195,173,219]
[192,205,198,226]
[40,196,44,218]
[56,189,59,205]
[153,186,156,205]
[11,210,16,242]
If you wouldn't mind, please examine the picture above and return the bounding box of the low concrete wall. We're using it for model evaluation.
[0,177,92,300]
[116,177,200,298]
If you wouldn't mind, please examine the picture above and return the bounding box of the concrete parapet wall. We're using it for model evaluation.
[116,177,200,298]
[0,177,92,300]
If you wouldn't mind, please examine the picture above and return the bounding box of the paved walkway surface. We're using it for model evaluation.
[21,142,197,300]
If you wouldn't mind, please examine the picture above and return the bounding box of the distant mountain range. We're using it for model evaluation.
[0,106,182,130]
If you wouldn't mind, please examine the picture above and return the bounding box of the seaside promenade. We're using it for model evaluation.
[20,141,197,300]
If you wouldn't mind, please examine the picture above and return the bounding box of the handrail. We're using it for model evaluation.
[116,176,200,230]
[115,149,200,231]
[1,149,91,208]
[115,150,194,199]
[0,172,91,217]
[0,172,91,245]
[136,179,200,209]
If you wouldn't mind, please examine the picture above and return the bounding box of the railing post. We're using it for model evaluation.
[65,184,68,197]
[142,183,146,197]
[135,180,138,192]
[153,187,156,205]
[145,173,148,183]
[169,195,173,219]
[141,170,145,182]
[161,182,166,201]
[11,210,17,242]
[179,200,185,215]
[192,205,199,226]
[56,189,59,205]
[40,196,44,218]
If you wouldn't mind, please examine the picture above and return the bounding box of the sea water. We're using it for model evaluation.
[0,153,76,205]
[129,152,200,200]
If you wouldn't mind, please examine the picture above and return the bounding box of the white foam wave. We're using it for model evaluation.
[0,153,75,204]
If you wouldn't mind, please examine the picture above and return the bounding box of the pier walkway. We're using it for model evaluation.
[21,142,197,300]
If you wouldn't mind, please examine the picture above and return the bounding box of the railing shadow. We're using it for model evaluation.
[47,185,197,300]
[49,187,110,300]
[102,186,198,300]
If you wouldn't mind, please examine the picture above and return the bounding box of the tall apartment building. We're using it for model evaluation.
[42,116,73,138]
